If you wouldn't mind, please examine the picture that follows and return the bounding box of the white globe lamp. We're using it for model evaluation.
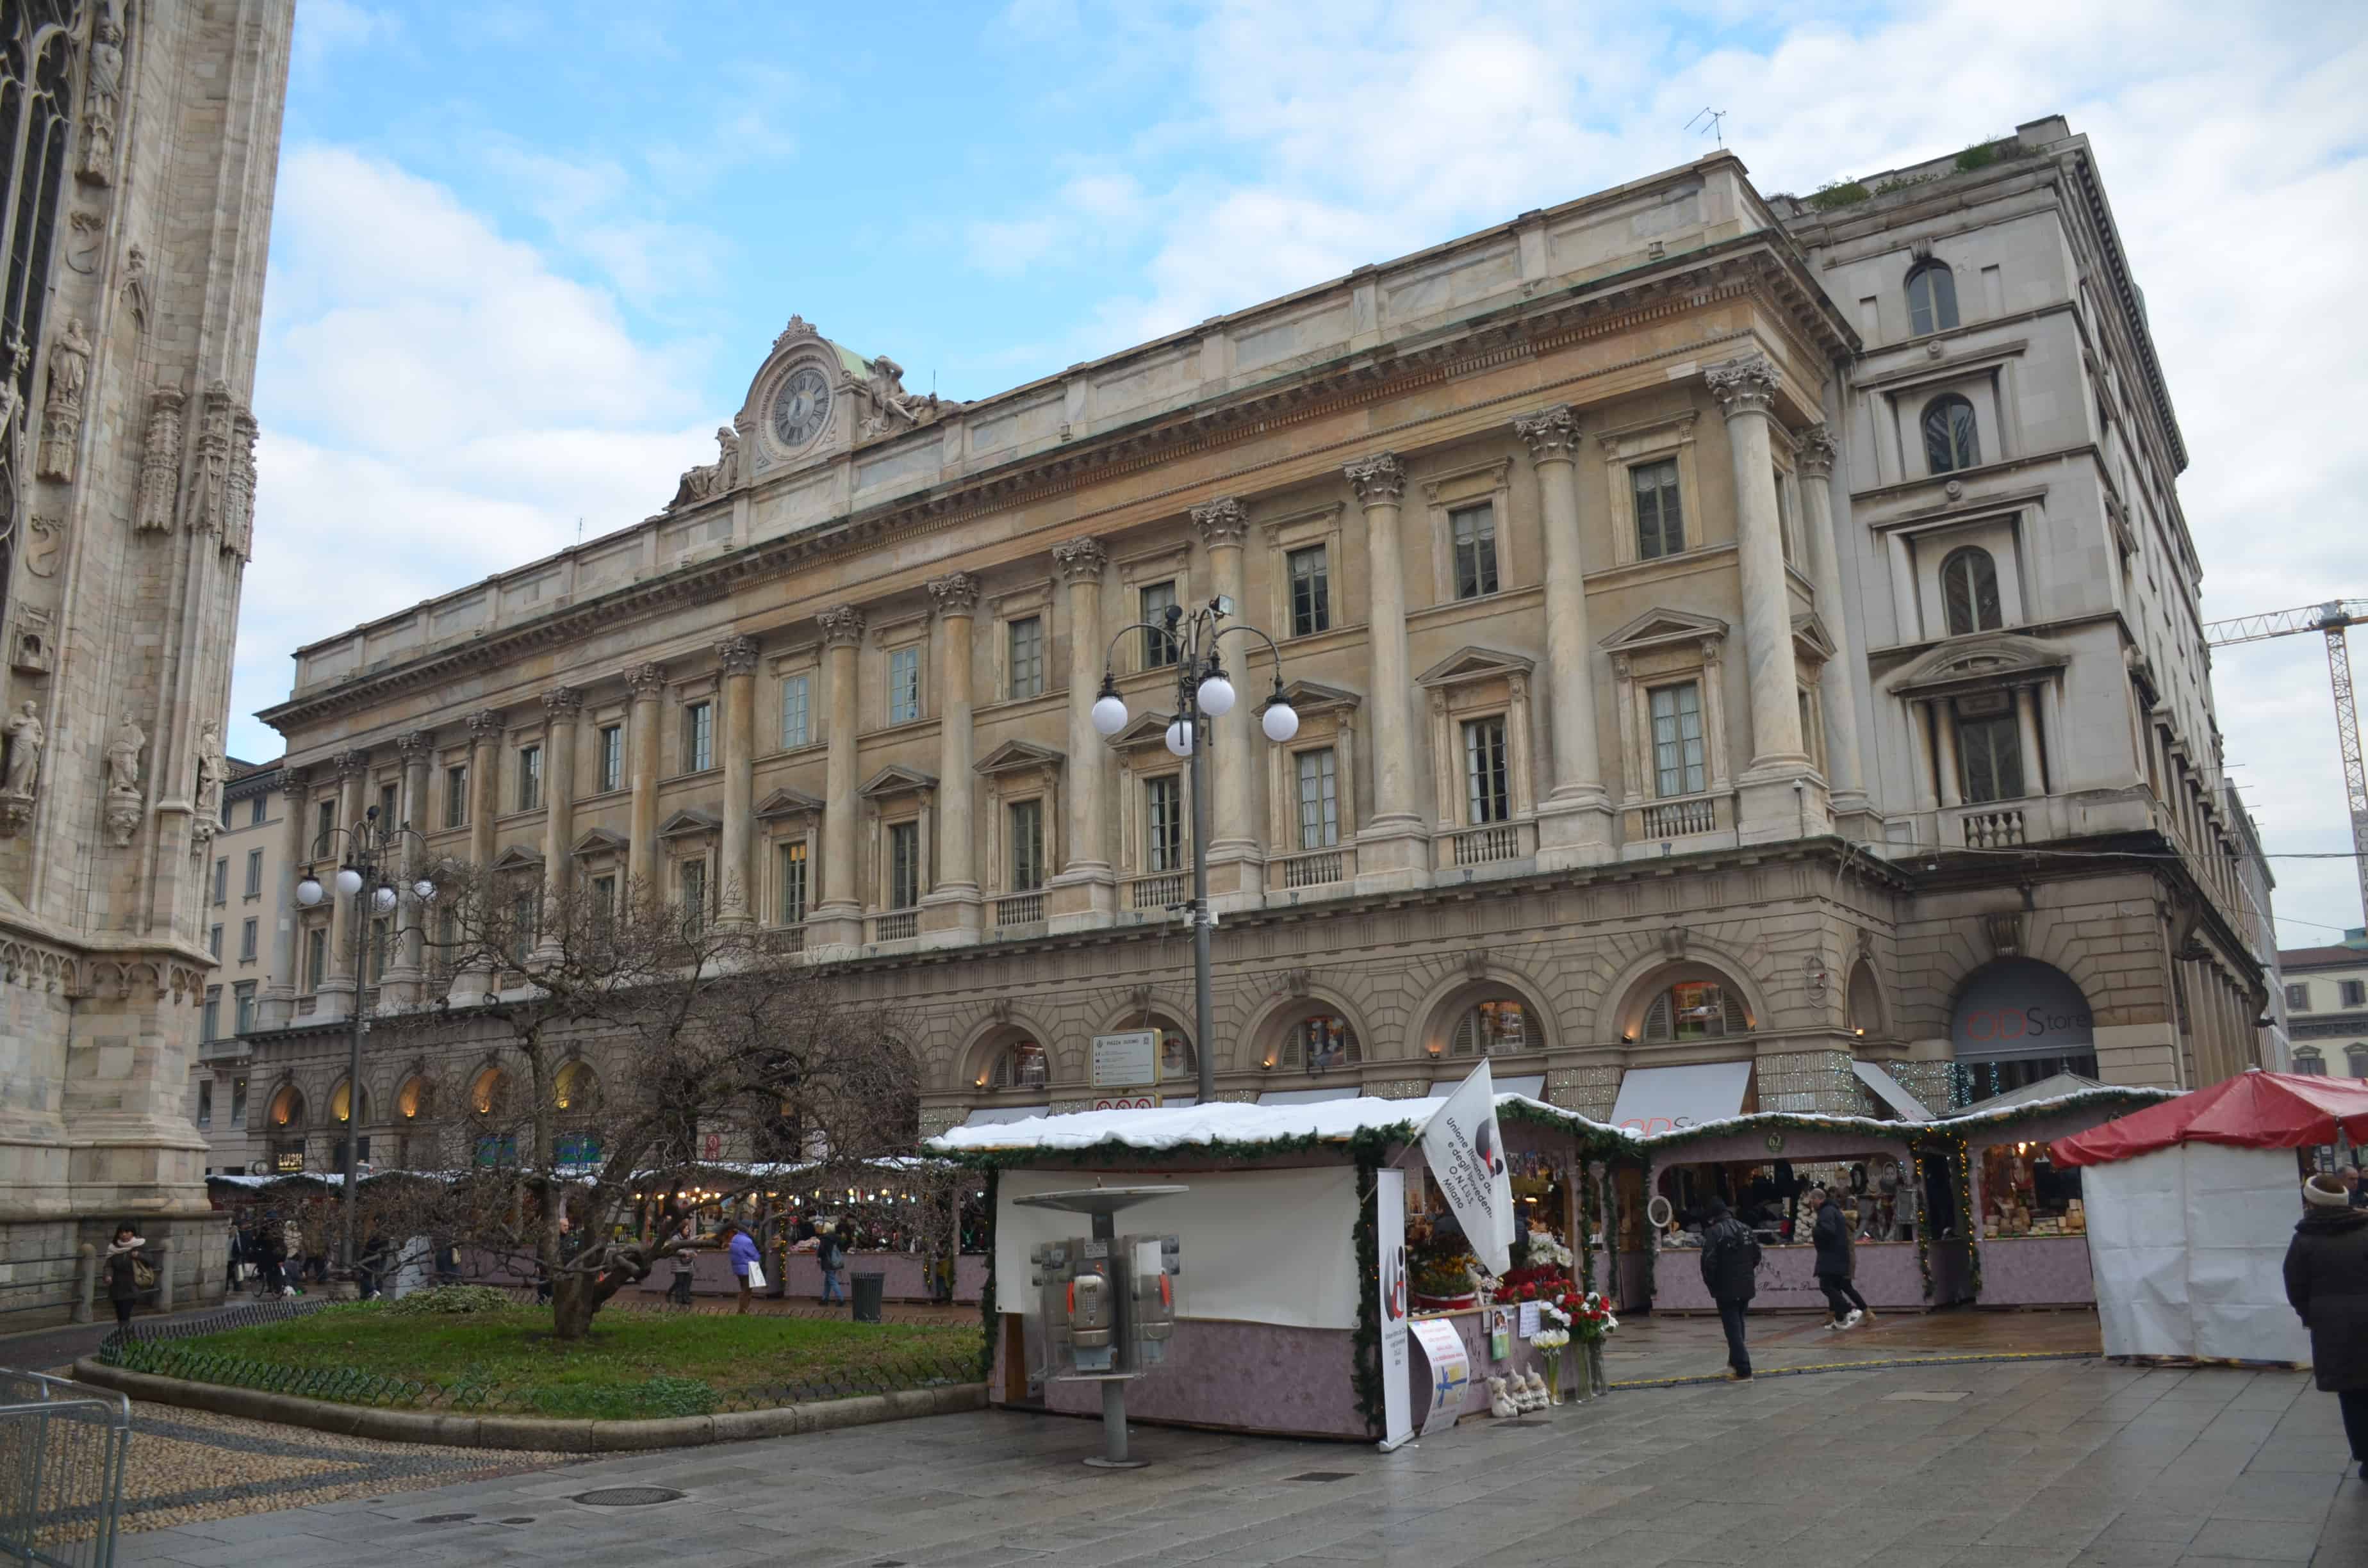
[1090,691,1129,737]
[1163,719,1194,758]
[1262,701,1301,743]
[1196,674,1237,716]
[295,876,324,908]
[333,866,363,897]
[370,884,397,915]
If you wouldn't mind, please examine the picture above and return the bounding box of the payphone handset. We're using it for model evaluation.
[1067,1239,1119,1371]
[1124,1235,1180,1362]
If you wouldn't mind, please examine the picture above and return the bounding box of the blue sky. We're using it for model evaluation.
[240,0,2368,945]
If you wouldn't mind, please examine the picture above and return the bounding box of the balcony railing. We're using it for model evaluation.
[871,910,919,943]
[994,892,1045,928]
[1276,849,1345,890]
[1129,872,1187,911]
[198,1034,251,1063]
[1446,823,1523,868]
[1959,807,2026,848]
[1638,796,1718,838]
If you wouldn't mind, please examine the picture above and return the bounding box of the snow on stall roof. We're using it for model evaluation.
[926,1092,1616,1156]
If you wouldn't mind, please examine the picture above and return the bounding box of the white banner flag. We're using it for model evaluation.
[1419,1060,1513,1276]
[1374,1169,1413,1450]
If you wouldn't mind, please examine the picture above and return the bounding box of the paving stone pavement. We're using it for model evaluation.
[109,1359,2367,1567]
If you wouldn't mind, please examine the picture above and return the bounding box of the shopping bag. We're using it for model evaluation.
[746,1260,767,1290]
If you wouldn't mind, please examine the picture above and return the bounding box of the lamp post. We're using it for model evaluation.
[295,804,436,1295]
[1089,596,1297,1104]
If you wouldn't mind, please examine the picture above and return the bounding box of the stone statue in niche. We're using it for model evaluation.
[222,410,258,559]
[120,245,149,329]
[3,702,43,797]
[0,335,27,445]
[103,716,144,847]
[78,5,123,186]
[35,318,92,482]
[186,382,234,535]
[133,388,184,534]
[193,723,224,821]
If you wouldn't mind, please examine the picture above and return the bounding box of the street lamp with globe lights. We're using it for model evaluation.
[1090,595,1297,1102]
[293,803,436,1296]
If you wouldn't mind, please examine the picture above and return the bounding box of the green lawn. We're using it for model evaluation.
[127,1303,982,1421]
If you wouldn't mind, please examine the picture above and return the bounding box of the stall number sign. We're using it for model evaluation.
[1091,1031,1161,1089]
[1092,1095,1159,1111]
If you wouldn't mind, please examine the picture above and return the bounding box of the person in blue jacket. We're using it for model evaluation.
[724,1221,760,1315]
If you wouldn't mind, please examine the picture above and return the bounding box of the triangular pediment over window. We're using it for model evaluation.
[755,787,825,821]
[1792,612,1838,667]
[1273,678,1361,718]
[1107,712,1180,753]
[1886,632,2069,698]
[488,844,544,871]
[1600,607,1728,653]
[974,740,1065,778]
[1415,646,1534,690]
[570,828,629,859]
[858,764,937,800]
[657,809,722,840]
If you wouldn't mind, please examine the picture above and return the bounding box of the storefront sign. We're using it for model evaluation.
[1419,1061,1514,1274]
[1408,1317,1470,1437]
[1951,960,2094,1059]
[1090,1094,1158,1111]
[1375,1170,1414,1450]
[1090,1031,1160,1088]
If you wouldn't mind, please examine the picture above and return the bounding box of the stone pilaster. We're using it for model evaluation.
[536,687,582,954]
[258,767,309,1028]
[1047,538,1117,931]
[714,641,758,929]
[383,733,433,1006]
[810,607,867,952]
[1190,497,1263,904]
[315,751,370,1022]
[1794,425,1870,826]
[1513,405,1614,867]
[921,573,983,944]
[1345,453,1427,891]
[625,665,665,899]
[449,711,504,1004]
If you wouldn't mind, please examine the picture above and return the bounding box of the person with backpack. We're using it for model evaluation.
[816,1221,849,1306]
[1812,1186,1872,1329]
[1697,1196,1761,1380]
[103,1223,151,1333]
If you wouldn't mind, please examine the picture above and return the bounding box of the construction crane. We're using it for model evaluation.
[2203,599,2368,922]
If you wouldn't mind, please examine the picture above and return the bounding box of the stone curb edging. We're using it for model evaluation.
[70,1358,985,1452]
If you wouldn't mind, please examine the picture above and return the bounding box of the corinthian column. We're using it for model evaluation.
[536,687,582,957]
[384,731,433,1006]
[1707,354,1827,844]
[1047,537,1117,931]
[810,607,867,952]
[317,751,370,1022]
[450,710,504,1005]
[259,767,309,1028]
[716,639,758,929]
[1191,497,1263,902]
[1514,405,1613,867]
[922,572,983,944]
[1795,425,1868,821]
[625,664,665,899]
[1345,453,1428,891]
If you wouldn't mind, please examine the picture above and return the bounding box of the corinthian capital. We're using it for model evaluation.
[626,662,668,699]
[926,571,982,617]
[1706,354,1779,419]
[714,636,760,676]
[1344,452,1405,505]
[465,708,506,739]
[1795,423,1839,479]
[541,684,585,716]
[818,605,867,647]
[1188,496,1249,547]
[395,730,436,758]
[1052,536,1107,584]
[1511,404,1580,462]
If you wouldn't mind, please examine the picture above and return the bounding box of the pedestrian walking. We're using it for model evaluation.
[2337,1164,2365,1210]
[224,1216,245,1296]
[103,1224,149,1333]
[817,1221,851,1306]
[1813,1186,1872,1328]
[1697,1197,1761,1380]
[2283,1171,2368,1481]
[661,1207,698,1307]
[723,1221,761,1315]
[258,1213,288,1296]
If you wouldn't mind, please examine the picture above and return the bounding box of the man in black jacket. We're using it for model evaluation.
[2285,1172,2368,1480]
[1698,1198,1761,1380]
[1812,1188,1871,1329]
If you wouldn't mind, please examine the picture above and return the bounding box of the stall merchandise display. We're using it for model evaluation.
[1980,1140,2087,1239]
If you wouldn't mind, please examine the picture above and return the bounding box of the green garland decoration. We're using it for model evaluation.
[1910,1146,1936,1300]
[1350,1139,1385,1438]
[1577,1160,1597,1297]
[976,1167,999,1382]
[1634,1089,2175,1163]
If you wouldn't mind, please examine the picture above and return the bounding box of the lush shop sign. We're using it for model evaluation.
[1950,959,2094,1060]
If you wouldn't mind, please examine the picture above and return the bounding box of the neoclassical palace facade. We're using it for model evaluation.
[229,117,2271,1169]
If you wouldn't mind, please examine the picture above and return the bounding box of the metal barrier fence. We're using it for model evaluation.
[0,1371,129,1568]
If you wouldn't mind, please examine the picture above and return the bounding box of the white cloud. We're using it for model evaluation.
[290,0,400,72]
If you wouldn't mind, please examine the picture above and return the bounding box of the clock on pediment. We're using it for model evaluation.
[769,363,833,453]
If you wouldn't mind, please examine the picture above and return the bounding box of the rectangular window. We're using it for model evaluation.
[1008,800,1044,892]
[1141,581,1179,667]
[1633,459,1685,559]
[1959,712,2025,803]
[517,745,543,810]
[208,924,223,960]
[434,906,457,976]
[509,888,538,964]
[1145,776,1185,873]
[1773,466,1795,564]
[780,673,811,749]
[304,927,327,992]
[1007,617,1045,699]
[2285,983,2310,1012]
[1648,682,1705,800]
[197,1079,213,1129]
[682,703,712,772]
[369,919,390,983]
[777,841,808,925]
[887,646,921,724]
[211,858,228,905]
[220,794,234,829]
[1463,717,1511,824]
[1295,748,1340,849]
[244,848,263,897]
[596,724,623,793]
[1450,503,1499,600]
[201,988,220,1043]
[233,981,256,1034]
[313,800,336,858]
[1287,546,1331,635]
[240,919,258,961]
[678,859,707,933]
[445,764,468,828]
[250,796,266,828]
[589,874,616,934]
[887,821,921,909]
[2344,980,2367,1009]
[230,1076,248,1127]
[379,781,399,829]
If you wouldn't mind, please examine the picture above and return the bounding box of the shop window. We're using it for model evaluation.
[596,724,623,792]
[2292,1047,2327,1077]
[1921,395,1980,475]
[887,644,922,724]
[1144,776,1185,872]
[988,1039,1049,1090]
[1957,701,2024,803]
[1008,800,1044,892]
[780,671,812,747]
[1295,747,1339,849]
[268,1084,306,1131]
[682,702,713,772]
[1450,503,1498,600]
[516,744,543,810]
[473,1134,519,1167]
[1140,581,1180,667]
[1007,616,1044,699]
[1450,999,1541,1057]
[1278,1013,1361,1071]
[1641,979,1749,1042]
[1632,459,1684,560]
[1906,259,1959,336]
[1462,716,1510,824]
[554,1060,598,1112]
[1159,1031,1196,1082]
[1287,544,1332,635]
[1941,546,2002,636]
[1649,682,1706,798]
[1980,1140,2083,1237]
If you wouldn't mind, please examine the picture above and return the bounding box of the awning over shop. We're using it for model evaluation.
[1851,1061,1934,1121]
[1435,1072,1543,1100]
[1256,1086,1360,1106]
[960,1104,1051,1127]
[1609,1061,1751,1136]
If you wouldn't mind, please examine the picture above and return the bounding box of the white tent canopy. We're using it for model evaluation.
[2082,1142,2311,1365]
[1608,1061,1751,1135]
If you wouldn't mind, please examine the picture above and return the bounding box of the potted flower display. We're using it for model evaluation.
[1411,1246,1481,1311]
[1533,1299,1571,1405]
[1559,1288,1618,1396]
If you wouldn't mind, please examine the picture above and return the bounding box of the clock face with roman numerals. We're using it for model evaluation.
[770,364,832,450]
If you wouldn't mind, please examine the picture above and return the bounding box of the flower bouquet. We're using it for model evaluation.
[1557,1289,1618,1396]
[1411,1247,1481,1311]
[1533,1299,1571,1405]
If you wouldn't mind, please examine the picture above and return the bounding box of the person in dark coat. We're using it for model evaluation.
[103,1224,148,1332]
[1812,1187,1871,1328]
[1697,1197,1761,1381]
[2285,1171,2368,1480]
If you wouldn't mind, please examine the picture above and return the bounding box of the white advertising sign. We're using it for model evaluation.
[1090,1031,1161,1089]
[1407,1318,1471,1437]
[1375,1169,1413,1450]
[1090,1094,1158,1111]
[1419,1061,1514,1275]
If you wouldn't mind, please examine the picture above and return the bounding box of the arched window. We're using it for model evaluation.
[395,1076,433,1121]
[987,1039,1048,1091]
[0,6,79,587]
[2347,1043,2368,1079]
[1922,395,1980,474]
[1906,260,1959,336]
[554,1061,598,1112]
[2292,1047,2327,1077]
[268,1084,306,1130]
[1940,546,2002,636]
[1449,998,1543,1057]
[330,1079,371,1126]
[469,1066,511,1116]
[1641,979,1748,1042]
[1278,1013,1361,1071]
[1846,963,1885,1040]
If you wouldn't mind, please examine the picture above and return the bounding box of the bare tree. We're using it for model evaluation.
[377,867,919,1339]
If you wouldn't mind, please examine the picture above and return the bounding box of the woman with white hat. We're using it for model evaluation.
[2284,1171,2368,1481]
